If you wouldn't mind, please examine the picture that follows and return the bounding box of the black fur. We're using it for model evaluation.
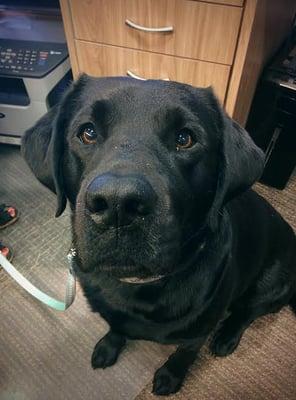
[22,76,296,396]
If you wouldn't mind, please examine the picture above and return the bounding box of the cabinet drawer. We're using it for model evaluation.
[75,41,230,103]
[71,0,242,65]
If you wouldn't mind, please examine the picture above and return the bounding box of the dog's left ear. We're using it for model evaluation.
[205,88,265,228]
[22,74,89,217]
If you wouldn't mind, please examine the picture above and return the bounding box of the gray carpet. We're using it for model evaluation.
[0,145,172,400]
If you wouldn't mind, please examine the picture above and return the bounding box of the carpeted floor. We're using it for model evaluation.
[0,144,295,400]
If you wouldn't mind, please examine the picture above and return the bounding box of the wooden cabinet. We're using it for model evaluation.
[76,41,231,102]
[60,0,296,125]
[70,0,242,65]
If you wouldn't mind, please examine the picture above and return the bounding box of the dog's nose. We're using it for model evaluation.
[86,173,156,226]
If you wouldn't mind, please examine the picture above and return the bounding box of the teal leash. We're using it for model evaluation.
[0,247,77,311]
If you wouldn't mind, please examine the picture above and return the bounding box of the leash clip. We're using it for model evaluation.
[67,247,77,275]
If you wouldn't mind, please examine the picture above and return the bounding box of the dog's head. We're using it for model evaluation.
[22,75,264,281]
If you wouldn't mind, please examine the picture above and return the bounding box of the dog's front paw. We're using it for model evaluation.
[152,366,183,396]
[210,329,242,357]
[91,332,125,369]
[91,341,119,369]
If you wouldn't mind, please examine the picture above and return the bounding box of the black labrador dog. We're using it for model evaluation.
[22,76,296,396]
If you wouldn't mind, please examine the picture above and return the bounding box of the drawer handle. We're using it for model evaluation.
[125,18,174,33]
[127,70,170,81]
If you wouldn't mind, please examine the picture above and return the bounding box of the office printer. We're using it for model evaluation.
[0,0,71,145]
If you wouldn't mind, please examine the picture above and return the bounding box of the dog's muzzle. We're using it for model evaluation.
[85,172,157,227]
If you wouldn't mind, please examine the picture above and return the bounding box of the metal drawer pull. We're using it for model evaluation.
[125,18,174,33]
[127,70,170,81]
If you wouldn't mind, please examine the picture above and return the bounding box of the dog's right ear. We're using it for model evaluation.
[202,88,265,229]
[21,105,58,194]
[21,74,89,217]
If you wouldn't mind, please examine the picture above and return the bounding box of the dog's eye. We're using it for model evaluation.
[78,124,98,145]
[175,129,194,150]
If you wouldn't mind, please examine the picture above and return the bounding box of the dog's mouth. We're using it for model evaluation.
[118,275,165,284]
[94,260,168,284]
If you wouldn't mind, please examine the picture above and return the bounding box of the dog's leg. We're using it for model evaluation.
[210,308,253,357]
[289,293,296,315]
[210,296,290,357]
[91,330,126,369]
[152,339,205,396]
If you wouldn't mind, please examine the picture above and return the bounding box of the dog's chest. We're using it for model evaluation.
[81,277,198,343]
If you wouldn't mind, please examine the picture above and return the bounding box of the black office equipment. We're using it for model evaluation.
[0,0,71,144]
[247,32,296,190]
